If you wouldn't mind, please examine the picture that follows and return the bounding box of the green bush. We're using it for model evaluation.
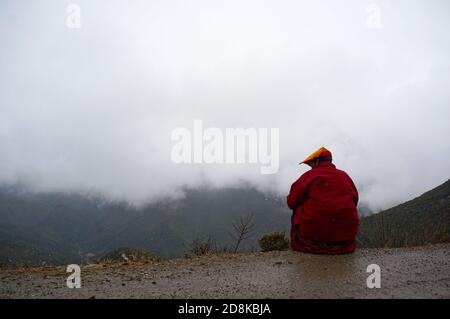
[258,232,290,252]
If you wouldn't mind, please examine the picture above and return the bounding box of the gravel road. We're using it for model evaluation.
[1,244,449,298]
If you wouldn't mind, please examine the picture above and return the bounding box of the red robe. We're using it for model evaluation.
[287,162,359,254]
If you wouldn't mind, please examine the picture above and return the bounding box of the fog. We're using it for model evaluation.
[1,0,449,211]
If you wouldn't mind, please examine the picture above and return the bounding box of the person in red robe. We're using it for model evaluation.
[287,147,359,254]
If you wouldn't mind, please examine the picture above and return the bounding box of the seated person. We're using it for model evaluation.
[287,147,359,254]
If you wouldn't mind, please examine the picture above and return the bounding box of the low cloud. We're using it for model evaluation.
[0,0,449,210]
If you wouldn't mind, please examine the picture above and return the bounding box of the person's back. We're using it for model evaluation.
[287,147,359,254]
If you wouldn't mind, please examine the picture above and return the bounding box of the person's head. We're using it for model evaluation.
[306,158,320,168]
[305,155,332,168]
[300,147,332,168]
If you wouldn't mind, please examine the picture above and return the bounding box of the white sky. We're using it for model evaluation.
[0,0,449,210]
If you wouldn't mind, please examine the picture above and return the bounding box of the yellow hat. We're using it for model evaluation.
[300,147,332,164]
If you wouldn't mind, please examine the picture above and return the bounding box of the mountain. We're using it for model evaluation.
[1,179,449,266]
[357,179,450,247]
[0,185,291,266]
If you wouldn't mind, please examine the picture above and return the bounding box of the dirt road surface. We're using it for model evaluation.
[1,244,449,298]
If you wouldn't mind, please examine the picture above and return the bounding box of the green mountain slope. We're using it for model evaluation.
[1,179,449,266]
[0,186,291,266]
[358,179,450,247]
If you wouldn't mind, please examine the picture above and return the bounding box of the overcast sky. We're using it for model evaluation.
[0,0,449,210]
